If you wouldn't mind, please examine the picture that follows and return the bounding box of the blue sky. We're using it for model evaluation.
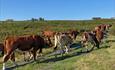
[0,0,115,20]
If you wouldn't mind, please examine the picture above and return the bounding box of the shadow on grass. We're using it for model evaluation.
[105,40,115,43]
[98,40,113,48]
[39,50,89,63]
[5,60,35,70]
[101,45,110,48]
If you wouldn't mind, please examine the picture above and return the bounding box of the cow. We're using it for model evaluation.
[98,24,106,31]
[95,24,112,35]
[2,35,45,70]
[96,23,112,38]
[94,27,104,43]
[95,24,108,31]
[53,32,73,57]
[81,31,100,52]
[67,29,79,40]
[42,30,56,47]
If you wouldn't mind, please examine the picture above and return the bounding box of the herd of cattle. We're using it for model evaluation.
[0,24,112,70]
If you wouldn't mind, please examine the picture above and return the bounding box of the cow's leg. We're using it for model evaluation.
[82,42,88,52]
[37,48,43,58]
[85,44,88,52]
[67,44,71,52]
[65,45,69,54]
[39,48,42,55]
[53,45,58,58]
[59,45,64,57]
[94,39,100,49]
[31,50,37,61]
[54,35,58,51]
[54,46,57,51]
[48,37,52,47]
[89,43,95,52]
[22,52,26,61]
[33,51,37,61]
[39,48,42,56]
[96,42,100,49]
[3,50,12,70]
[83,42,87,50]
[23,51,31,61]
[28,50,34,60]
[29,53,33,61]
[3,63,5,70]
[10,52,18,66]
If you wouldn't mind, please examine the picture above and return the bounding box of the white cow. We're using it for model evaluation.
[53,33,73,56]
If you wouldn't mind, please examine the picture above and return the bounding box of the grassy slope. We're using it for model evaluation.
[0,19,115,70]
[0,19,115,42]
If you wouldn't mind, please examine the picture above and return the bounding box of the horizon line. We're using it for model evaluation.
[0,17,115,21]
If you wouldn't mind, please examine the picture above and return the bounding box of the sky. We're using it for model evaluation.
[0,0,115,20]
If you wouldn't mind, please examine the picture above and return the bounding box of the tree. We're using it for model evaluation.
[31,18,38,22]
[6,19,14,22]
[92,17,101,20]
[39,17,44,21]
[5,19,14,23]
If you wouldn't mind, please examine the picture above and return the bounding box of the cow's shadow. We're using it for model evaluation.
[39,42,95,63]
[105,40,115,43]
[98,39,115,49]
[4,60,35,70]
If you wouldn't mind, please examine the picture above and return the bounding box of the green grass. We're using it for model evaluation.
[0,19,115,70]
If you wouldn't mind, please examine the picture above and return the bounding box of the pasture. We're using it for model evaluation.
[0,19,115,70]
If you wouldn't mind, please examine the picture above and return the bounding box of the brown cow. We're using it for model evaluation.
[67,29,79,40]
[95,24,107,36]
[94,27,104,43]
[99,24,106,31]
[42,30,56,47]
[96,24,112,33]
[2,35,45,70]
[95,24,106,32]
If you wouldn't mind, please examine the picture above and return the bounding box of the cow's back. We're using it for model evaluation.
[42,31,55,37]
[4,36,35,51]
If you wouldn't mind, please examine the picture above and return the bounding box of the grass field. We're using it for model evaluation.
[0,19,115,70]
